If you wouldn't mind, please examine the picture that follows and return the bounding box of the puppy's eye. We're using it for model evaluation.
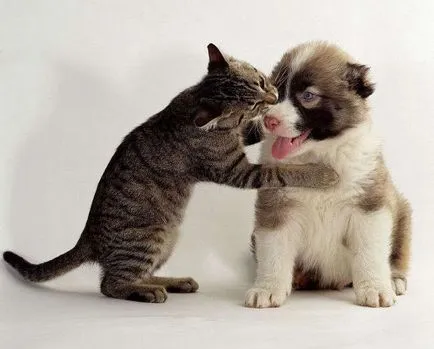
[302,91,317,102]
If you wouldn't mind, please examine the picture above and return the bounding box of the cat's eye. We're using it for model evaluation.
[258,76,266,89]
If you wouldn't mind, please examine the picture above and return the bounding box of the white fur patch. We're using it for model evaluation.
[349,208,395,307]
[264,100,301,137]
[392,277,407,296]
[245,226,298,308]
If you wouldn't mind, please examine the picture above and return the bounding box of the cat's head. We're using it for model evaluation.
[194,44,278,131]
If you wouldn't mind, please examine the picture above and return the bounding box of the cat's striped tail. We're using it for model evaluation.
[3,241,91,282]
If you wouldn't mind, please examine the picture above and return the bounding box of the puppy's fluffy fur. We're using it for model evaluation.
[246,42,411,308]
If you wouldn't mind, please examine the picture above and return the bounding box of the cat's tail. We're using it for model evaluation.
[3,240,92,282]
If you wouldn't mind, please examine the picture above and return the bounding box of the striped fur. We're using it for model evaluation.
[3,44,337,303]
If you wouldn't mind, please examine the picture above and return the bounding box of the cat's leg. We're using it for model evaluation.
[245,219,302,308]
[390,197,412,296]
[147,276,199,293]
[211,152,338,189]
[240,162,338,189]
[100,228,178,303]
[348,208,396,308]
[100,276,198,302]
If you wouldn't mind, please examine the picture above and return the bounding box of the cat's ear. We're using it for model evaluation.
[345,63,375,98]
[207,43,229,71]
[194,98,223,128]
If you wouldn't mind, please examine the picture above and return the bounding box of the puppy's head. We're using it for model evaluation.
[263,41,375,159]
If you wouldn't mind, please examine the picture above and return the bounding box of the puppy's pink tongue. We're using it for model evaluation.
[272,137,293,160]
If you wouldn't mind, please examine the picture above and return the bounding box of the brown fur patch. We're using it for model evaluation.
[296,44,370,132]
[292,264,321,290]
[358,156,390,212]
[272,42,364,99]
[254,189,296,230]
[356,156,412,278]
[292,263,352,291]
[390,195,412,277]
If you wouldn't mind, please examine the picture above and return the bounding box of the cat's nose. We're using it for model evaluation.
[263,92,277,104]
[264,93,277,104]
[263,87,278,104]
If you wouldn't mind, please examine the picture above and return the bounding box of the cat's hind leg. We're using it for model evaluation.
[99,227,178,303]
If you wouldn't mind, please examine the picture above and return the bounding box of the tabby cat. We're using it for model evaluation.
[3,44,337,303]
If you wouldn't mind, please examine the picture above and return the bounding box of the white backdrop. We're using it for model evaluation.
[1,1,434,348]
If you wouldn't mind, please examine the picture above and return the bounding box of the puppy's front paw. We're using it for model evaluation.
[355,283,396,308]
[245,287,287,308]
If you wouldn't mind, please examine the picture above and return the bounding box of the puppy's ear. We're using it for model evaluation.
[207,43,229,72]
[194,98,223,128]
[345,63,375,98]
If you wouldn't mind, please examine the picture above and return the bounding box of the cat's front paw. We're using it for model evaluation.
[245,287,287,308]
[309,163,339,189]
[355,282,396,308]
[165,277,199,293]
[127,286,168,303]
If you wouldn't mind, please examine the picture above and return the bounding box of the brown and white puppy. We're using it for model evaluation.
[245,42,412,308]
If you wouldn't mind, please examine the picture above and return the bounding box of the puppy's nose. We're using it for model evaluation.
[264,115,280,131]
[264,92,278,104]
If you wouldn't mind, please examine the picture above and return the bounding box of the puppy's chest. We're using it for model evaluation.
[290,188,354,236]
[284,153,373,233]
[287,189,356,281]
[284,158,370,240]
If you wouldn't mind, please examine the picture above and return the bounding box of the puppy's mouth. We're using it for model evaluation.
[263,115,311,159]
[271,130,311,159]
